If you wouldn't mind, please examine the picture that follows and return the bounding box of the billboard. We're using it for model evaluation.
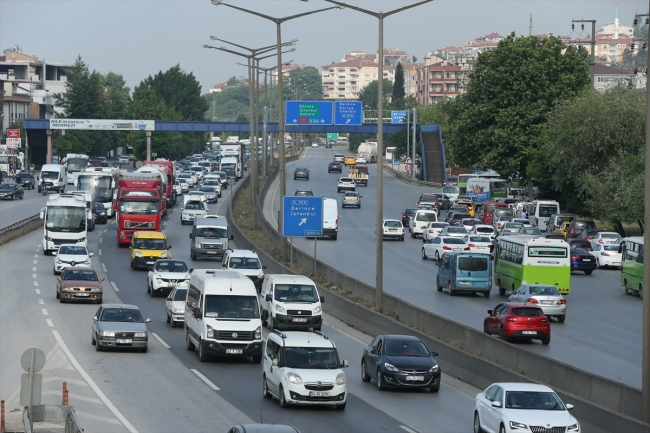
[466,178,491,202]
[49,119,155,131]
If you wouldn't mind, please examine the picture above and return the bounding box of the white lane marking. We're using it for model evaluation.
[32,267,37,271]
[42,309,48,316]
[33,273,37,279]
[110,282,119,292]
[34,254,38,258]
[34,281,39,287]
[51,331,139,433]
[38,299,44,305]
[36,248,40,253]
[442,382,475,399]
[43,377,87,386]
[33,259,37,264]
[103,229,108,233]
[75,411,122,426]
[98,249,102,256]
[400,426,419,433]
[46,319,54,328]
[35,289,41,294]
[99,238,103,244]
[163,221,167,227]
[111,219,116,225]
[323,321,367,346]
[102,263,107,272]
[152,333,171,349]
[190,369,220,391]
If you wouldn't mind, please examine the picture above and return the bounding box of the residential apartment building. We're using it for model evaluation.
[594,63,636,91]
[416,62,462,106]
[322,58,396,100]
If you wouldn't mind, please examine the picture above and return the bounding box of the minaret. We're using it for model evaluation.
[529,14,533,36]
[614,4,619,39]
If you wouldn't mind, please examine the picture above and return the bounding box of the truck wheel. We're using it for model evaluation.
[331,234,337,240]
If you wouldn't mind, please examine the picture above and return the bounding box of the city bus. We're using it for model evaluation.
[620,236,644,298]
[494,235,571,296]
[457,172,501,195]
[466,178,509,202]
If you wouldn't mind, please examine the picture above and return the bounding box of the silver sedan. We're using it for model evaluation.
[92,304,151,352]
[508,284,567,323]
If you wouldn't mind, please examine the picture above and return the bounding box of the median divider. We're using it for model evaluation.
[0,214,41,245]
[227,154,649,433]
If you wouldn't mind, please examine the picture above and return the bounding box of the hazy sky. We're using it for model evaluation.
[2,1,647,94]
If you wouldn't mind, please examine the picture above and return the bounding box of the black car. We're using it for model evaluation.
[538,232,566,240]
[294,190,313,196]
[325,142,332,148]
[15,172,35,189]
[293,167,310,180]
[570,247,597,275]
[0,182,24,200]
[568,219,596,238]
[567,238,592,251]
[402,208,417,226]
[94,202,108,224]
[328,162,343,173]
[361,335,441,392]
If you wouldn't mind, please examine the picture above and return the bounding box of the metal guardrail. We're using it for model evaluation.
[0,214,41,244]
[382,164,442,187]
[23,405,83,433]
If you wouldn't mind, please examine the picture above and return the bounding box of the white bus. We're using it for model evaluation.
[494,235,571,296]
[77,167,119,217]
[529,200,560,231]
[457,172,501,195]
[65,154,90,185]
[40,193,88,255]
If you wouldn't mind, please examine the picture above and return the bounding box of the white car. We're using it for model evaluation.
[263,330,349,410]
[590,231,621,249]
[119,155,130,165]
[355,155,366,164]
[493,216,514,231]
[422,236,469,261]
[165,284,188,327]
[512,218,532,227]
[439,226,468,238]
[409,210,438,238]
[173,180,183,195]
[380,219,404,240]
[422,222,449,243]
[311,142,319,148]
[461,218,482,232]
[176,178,189,193]
[474,382,580,433]
[462,235,493,254]
[470,224,497,239]
[177,173,194,187]
[337,177,356,192]
[147,259,191,297]
[590,244,622,268]
[53,244,93,275]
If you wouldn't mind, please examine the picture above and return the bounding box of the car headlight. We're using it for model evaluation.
[195,241,201,248]
[335,373,346,385]
[429,365,440,373]
[55,257,62,263]
[275,304,286,314]
[78,238,86,243]
[173,307,184,314]
[567,423,580,432]
[206,325,214,339]
[287,372,303,384]
[100,331,115,337]
[313,306,322,315]
[255,326,261,340]
[156,279,163,285]
[84,259,91,265]
[101,212,107,216]
[90,287,102,292]
[257,272,264,278]
[161,252,168,258]
[509,421,528,430]
[134,332,147,338]
[135,251,143,257]
[384,363,399,372]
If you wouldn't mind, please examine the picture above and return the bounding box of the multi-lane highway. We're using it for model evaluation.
[1,173,496,433]
[263,147,643,389]
[0,186,52,228]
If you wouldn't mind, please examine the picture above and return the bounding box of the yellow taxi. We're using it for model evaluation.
[344,156,357,166]
[130,231,171,270]
[456,200,475,218]
[555,221,571,238]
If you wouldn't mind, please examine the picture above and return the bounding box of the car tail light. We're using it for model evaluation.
[602,252,611,256]
[402,213,407,219]
[541,318,549,323]
[336,219,338,229]
[507,317,518,322]
[443,246,452,250]
[599,239,604,244]
[402,229,404,233]
[468,243,476,248]
[571,255,579,260]
[559,299,566,304]
[526,298,539,304]
[429,229,434,234]
[464,247,470,251]
[416,201,420,206]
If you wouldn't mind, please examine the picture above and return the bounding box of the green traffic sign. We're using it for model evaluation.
[327,133,339,141]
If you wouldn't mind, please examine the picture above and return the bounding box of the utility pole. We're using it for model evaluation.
[529,14,533,37]
[572,19,596,90]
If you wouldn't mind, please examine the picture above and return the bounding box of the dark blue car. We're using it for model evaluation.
[402,208,417,226]
[570,248,597,275]
[94,202,108,224]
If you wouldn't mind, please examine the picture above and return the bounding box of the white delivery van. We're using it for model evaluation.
[322,198,338,240]
[39,164,67,194]
[409,210,438,238]
[260,274,324,331]
[184,269,264,363]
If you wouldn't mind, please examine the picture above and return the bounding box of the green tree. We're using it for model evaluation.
[283,67,323,101]
[392,63,406,107]
[100,72,131,119]
[544,86,645,234]
[53,56,104,119]
[358,78,393,109]
[142,65,206,121]
[443,33,590,194]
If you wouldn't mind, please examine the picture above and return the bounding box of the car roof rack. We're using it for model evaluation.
[313,330,329,340]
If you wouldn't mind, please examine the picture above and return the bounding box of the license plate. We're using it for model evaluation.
[116,339,132,344]
[169,282,178,287]
[389,229,397,232]
[292,317,307,322]
[146,261,155,265]
[226,349,243,354]
[453,248,462,251]
[206,251,217,254]
[309,391,330,397]
[540,300,553,304]
[75,293,90,297]
[405,376,424,381]
[478,246,486,249]
[612,262,621,266]
[582,259,591,262]
[522,331,537,335]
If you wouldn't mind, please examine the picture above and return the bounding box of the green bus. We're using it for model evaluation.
[457,172,501,195]
[620,236,644,298]
[466,178,509,202]
[494,235,571,296]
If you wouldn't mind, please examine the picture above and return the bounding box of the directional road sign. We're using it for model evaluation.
[282,196,324,237]
[327,133,339,141]
[334,101,363,125]
[391,110,408,124]
[392,158,400,166]
[285,101,333,125]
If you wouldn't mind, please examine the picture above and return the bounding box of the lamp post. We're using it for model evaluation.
[319,0,434,310]
[211,0,341,261]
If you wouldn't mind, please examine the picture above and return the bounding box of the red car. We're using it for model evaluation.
[483,302,550,345]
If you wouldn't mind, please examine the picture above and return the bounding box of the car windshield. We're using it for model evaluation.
[203,295,259,319]
[469,236,490,243]
[416,212,437,222]
[155,260,188,272]
[529,285,560,296]
[442,186,458,194]
[574,221,595,229]
[229,257,261,269]
[341,178,353,182]
[173,288,188,301]
[199,187,215,193]
[443,238,466,244]
[476,227,494,233]
[601,233,620,239]
[196,227,227,238]
[520,228,540,235]
[603,244,619,251]
[505,223,523,229]
[184,202,205,210]
[120,200,158,214]
[463,219,481,226]
[539,206,558,217]
[430,223,448,228]
[274,284,319,303]
[505,391,566,411]
[59,246,87,255]
[384,340,430,357]
[134,239,167,250]
[284,347,340,369]
[345,192,358,197]
[458,257,489,271]
[41,171,59,180]
[64,270,98,281]
[18,173,31,179]
[0,183,15,189]
[100,308,143,323]
[528,247,568,257]
[447,227,467,233]
[494,209,513,217]
[384,221,402,228]
[512,307,543,317]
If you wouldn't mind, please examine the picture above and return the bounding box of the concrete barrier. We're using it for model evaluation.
[227,153,650,432]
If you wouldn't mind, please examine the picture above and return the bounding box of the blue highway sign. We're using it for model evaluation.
[282,196,324,237]
[285,101,333,125]
[334,101,363,125]
[391,110,408,124]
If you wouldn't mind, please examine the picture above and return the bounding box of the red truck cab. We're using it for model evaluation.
[480,201,508,225]
[115,175,165,245]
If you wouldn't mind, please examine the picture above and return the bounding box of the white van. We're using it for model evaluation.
[322,198,338,240]
[530,200,560,231]
[260,275,324,331]
[39,164,67,194]
[409,210,438,238]
[184,269,264,363]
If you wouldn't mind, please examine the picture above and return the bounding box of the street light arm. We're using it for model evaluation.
[212,0,340,24]
[323,0,433,18]
[258,48,295,61]
[383,0,434,18]
[203,44,252,60]
[210,36,296,54]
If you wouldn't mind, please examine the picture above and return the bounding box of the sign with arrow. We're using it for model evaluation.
[334,101,362,125]
[282,196,324,237]
[285,101,333,125]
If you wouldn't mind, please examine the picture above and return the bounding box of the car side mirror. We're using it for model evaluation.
[189,233,193,239]
[370,349,379,355]
[229,235,234,240]
[565,404,574,411]
[100,277,106,282]
[487,309,494,315]
[168,246,172,249]
[272,359,278,367]
[491,401,502,408]
[320,296,324,303]
[89,253,95,257]
[430,351,438,357]
[262,265,267,270]
[193,307,202,319]
[40,209,44,219]
[145,318,152,323]
[262,310,269,321]
[265,294,272,302]
[92,316,98,322]
[341,360,349,368]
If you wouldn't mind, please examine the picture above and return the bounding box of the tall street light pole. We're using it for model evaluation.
[571,19,596,90]
[321,0,434,310]
[212,0,341,261]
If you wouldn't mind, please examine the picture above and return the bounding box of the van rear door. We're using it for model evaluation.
[454,254,491,292]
